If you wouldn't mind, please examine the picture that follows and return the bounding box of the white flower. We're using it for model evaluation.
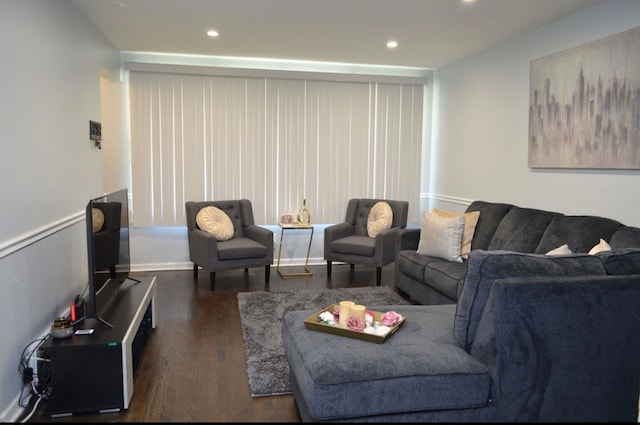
[365,313,373,325]
[319,311,335,323]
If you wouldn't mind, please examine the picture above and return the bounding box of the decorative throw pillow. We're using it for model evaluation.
[589,238,611,255]
[196,206,234,241]
[545,244,572,256]
[416,211,466,263]
[92,208,104,233]
[432,208,480,259]
[367,201,393,238]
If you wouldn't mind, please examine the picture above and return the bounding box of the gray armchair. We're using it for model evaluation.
[185,199,273,289]
[324,198,409,286]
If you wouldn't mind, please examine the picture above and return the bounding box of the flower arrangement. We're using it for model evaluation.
[318,307,403,337]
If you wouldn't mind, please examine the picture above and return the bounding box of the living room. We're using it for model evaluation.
[1,0,640,421]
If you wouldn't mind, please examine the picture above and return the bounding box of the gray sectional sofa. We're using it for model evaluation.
[394,200,640,305]
[282,247,640,422]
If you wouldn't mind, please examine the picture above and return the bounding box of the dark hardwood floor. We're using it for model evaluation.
[28,263,407,422]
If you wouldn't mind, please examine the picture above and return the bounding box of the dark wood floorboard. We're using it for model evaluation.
[29,263,409,422]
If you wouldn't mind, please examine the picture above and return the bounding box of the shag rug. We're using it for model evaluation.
[237,286,410,397]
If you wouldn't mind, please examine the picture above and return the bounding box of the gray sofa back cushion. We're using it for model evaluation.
[610,226,640,248]
[534,215,622,254]
[487,207,560,252]
[454,250,606,351]
[465,201,513,251]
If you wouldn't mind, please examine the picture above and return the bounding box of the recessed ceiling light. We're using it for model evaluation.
[387,40,398,49]
[207,29,219,38]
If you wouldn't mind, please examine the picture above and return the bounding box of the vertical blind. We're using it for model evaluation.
[129,71,423,227]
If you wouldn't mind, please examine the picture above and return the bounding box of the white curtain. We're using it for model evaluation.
[129,71,423,227]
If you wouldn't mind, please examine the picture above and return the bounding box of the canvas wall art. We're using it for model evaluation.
[528,26,640,169]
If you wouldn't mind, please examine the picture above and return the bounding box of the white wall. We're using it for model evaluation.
[429,0,640,226]
[0,0,119,420]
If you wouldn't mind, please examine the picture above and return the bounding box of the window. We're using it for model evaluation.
[129,70,424,226]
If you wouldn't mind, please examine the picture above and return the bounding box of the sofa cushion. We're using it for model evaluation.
[535,215,622,254]
[424,260,468,301]
[610,226,640,248]
[432,208,480,259]
[282,305,490,421]
[464,201,514,251]
[487,207,559,252]
[417,211,466,262]
[367,201,393,238]
[596,248,640,275]
[454,250,606,351]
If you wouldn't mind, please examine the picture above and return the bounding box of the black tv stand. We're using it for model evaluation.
[38,276,157,416]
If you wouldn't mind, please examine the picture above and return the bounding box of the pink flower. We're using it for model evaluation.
[381,311,403,326]
[346,316,364,331]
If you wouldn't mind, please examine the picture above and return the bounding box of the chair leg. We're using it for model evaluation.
[244,268,249,273]
[350,263,355,271]
[265,265,270,284]
[327,261,332,278]
[193,264,199,281]
[209,272,216,290]
[376,267,382,286]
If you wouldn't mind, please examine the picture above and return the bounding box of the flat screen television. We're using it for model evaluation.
[84,188,138,327]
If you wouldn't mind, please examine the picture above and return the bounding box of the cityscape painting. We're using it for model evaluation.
[528,26,640,169]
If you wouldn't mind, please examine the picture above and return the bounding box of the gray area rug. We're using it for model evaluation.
[237,286,410,397]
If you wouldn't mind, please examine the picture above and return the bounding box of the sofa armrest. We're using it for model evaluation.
[471,274,640,422]
[398,228,421,251]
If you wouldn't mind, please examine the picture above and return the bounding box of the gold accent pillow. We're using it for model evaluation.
[589,238,611,255]
[196,206,234,241]
[92,208,104,233]
[367,201,393,238]
[432,208,480,259]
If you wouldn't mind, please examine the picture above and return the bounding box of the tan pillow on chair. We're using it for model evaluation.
[92,208,105,233]
[367,201,393,238]
[432,208,480,259]
[196,206,234,241]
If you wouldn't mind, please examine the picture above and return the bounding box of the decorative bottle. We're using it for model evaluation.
[297,199,311,225]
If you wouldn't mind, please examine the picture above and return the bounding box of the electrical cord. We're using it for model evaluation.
[16,335,51,422]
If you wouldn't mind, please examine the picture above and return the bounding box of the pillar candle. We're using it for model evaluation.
[350,304,366,323]
[338,301,355,326]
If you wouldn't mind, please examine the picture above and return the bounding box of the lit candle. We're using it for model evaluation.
[350,304,366,322]
[338,301,355,326]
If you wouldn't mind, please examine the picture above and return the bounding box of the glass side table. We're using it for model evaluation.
[277,222,314,278]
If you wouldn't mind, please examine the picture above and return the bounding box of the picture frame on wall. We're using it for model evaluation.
[528,26,640,169]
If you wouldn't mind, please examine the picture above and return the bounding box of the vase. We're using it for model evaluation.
[297,199,311,225]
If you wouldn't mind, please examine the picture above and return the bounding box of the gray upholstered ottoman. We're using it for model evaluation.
[281,304,493,422]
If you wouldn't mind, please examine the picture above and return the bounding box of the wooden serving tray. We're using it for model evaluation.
[303,304,406,344]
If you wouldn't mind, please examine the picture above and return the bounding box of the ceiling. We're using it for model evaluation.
[72,0,605,70]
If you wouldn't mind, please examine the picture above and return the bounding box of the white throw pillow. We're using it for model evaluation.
[588,238,611,255]
[92,208,104,233]
[546,244,573,256]
[431,208,480,259]
[416,211,466,263]
[196,206,234,241]
[367,201,393,238]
